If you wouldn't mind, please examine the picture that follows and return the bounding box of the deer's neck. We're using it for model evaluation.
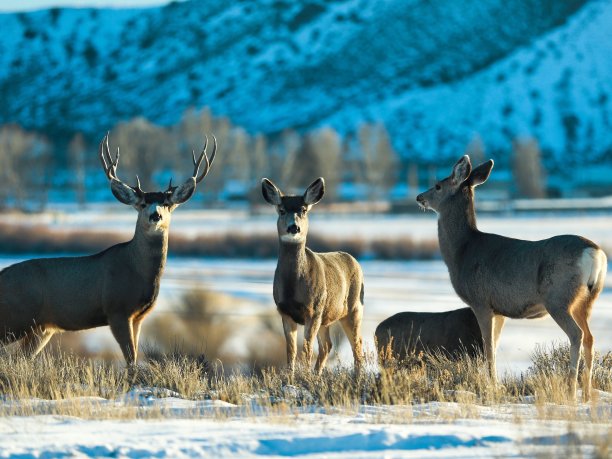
[129,229,169,282]
[437,189,478,268]
[277,240,308,278]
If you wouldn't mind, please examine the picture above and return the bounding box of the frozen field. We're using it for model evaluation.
[1,210,611,458]
[1,208,611,372]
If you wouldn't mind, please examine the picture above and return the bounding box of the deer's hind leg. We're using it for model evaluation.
[570,289,596,402]
[340,307,364,373]
[546,289,585,401]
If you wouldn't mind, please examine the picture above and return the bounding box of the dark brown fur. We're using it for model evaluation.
[375,307,483,364]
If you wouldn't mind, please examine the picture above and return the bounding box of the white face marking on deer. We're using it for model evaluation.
[261,178,325,244]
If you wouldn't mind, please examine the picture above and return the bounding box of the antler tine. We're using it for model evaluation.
[132,175,144,196]
[166,177,177,193]
[195,135,217,183]
[191,135,208,176]
[99,133,119,180]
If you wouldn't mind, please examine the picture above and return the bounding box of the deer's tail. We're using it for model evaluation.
[581,247,607,295]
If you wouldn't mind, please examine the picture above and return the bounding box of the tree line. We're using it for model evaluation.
[0,106,547,210]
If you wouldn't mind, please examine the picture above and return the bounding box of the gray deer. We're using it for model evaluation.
[416,155,607,401]
[375,307,483,364]
[0,133,216,364]
[261,178,365,374]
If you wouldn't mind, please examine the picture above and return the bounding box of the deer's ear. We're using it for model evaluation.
[169,177,197,205]
[261,178,283,206]
[451,155,472,187]
[468,159,494,187]
[110,179,141,206]
[304,177,325,205]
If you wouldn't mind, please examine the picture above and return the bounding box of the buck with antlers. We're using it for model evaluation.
[262,178,365,374]
[0,133,216,364]
[417,155,607,401]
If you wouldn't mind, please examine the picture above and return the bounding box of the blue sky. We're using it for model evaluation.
[0,0,178,11]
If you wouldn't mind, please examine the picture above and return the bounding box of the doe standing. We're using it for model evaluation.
[416,155,606,401]
[262,177,365,374]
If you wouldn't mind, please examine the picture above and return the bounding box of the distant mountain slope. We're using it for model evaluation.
[0,0,609,166]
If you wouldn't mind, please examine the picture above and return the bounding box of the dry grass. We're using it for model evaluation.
[0,223,440,260]
[0,342,609,422]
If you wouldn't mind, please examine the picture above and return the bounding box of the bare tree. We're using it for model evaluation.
[112,117,174,190]
[358,123,398,200]
[0,124,50,209]
[512,137,546,198]
[68,132,87,207]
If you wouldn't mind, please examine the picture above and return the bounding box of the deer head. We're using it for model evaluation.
[416,155,494,213]
[261,178,325,244]
[99,133,216,235]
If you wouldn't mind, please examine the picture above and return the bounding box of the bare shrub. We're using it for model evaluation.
[143,289,232,363]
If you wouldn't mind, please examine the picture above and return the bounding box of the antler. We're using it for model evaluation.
[99,133,144,195]
[191,135,217,183]
[99,133,120,181]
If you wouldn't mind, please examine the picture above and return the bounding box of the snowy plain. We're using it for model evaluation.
[0,208,611,458]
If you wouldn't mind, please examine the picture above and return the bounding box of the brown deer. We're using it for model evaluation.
[0,133,216,364]
[375,307,483,364]
[261,177,364,374]
[416,155,607,401]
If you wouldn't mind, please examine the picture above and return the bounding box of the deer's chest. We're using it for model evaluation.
[273,272,316,325]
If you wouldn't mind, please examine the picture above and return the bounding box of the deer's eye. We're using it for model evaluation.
[435,184,442,191]
[278,208,286,215]
[299,207,307,215]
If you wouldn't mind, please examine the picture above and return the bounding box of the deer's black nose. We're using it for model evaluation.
[150,211,162,223]
[287,224,300,234]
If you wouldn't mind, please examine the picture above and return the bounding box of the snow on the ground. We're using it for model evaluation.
[1,391,611,458]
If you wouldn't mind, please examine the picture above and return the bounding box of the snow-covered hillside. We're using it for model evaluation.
[0,0,610,167]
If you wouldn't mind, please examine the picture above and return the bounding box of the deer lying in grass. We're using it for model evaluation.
[0,133,216,365]
[262,178,365,374]
[417,155,607,401]
[375,307,483,364]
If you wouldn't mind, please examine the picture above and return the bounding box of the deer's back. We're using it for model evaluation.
[450,232,601,317]
[376,307,482,359]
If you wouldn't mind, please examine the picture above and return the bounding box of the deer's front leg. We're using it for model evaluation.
[303,315,322,370]
[281,314,298,374]
[473,308,497,381]
[109,314,136,366]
